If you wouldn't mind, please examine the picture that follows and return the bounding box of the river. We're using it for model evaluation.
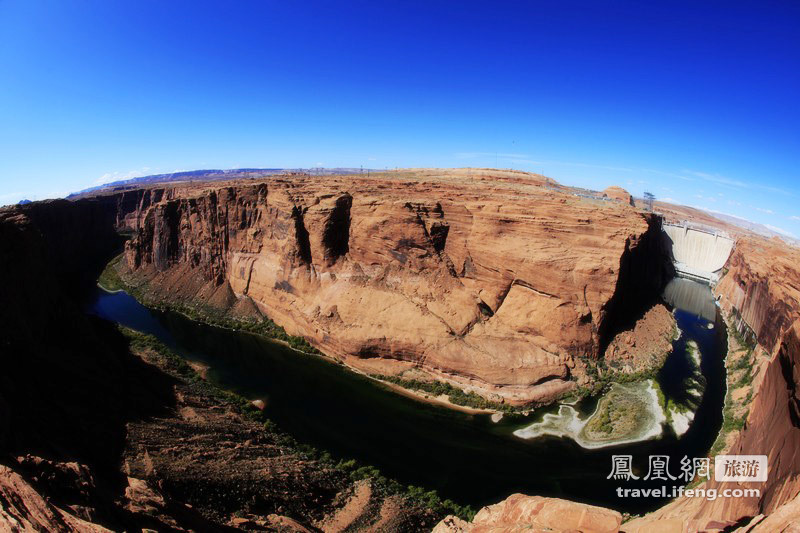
[88,277,725,514]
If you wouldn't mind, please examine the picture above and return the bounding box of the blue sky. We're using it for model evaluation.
[1,1,799,236]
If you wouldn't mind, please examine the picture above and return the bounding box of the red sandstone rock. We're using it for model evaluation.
[603,186,634,206]
[0,463,110,532]
[433,494,623,532]
[434,234,800,532]
[604,302,675,372]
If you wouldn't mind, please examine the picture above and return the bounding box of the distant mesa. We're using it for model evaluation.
[602,186,634,206]
[66,168,378,198]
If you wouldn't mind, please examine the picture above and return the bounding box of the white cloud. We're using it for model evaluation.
[95,167,152,185]
[683,170,750,189]
[754,207,774,215]
[682,169,795,196]
[455,152,536,160]
[0,191,25,200]
[790,215,800,221]
[639,168,694,181]
[694,194,717,203]
[765,224,797,238]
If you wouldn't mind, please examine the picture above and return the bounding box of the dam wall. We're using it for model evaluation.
[663,223,734,284]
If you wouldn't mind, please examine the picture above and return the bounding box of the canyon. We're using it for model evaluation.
[1,169,798,531]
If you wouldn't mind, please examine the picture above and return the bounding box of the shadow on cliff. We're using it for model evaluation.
[0,199,183,529]
[597,215,676,356]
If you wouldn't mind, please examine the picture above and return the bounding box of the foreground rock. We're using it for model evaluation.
[120,337,441,531]
[0,463,110,532]
[434,494,622,532]
[111,169,672,405]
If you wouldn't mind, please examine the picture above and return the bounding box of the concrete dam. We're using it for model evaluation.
[662,223,735,285]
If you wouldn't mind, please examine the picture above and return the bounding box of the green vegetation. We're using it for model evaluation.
[97,254,126,292]
[651,379,690,426]
[586,402,614,435]
[731,351,753,371]
[122,328,476,521]
[582,383,649,439]
[569,356,661,402]
[734,368,754,388]
[372,374,520,413]
[707,318,756,456]
[709,387,748,456]
[727,319,756,353]
[706,317,758,457]
[731,350,755,388]
[161,300,323,355]
[100,255,321,355]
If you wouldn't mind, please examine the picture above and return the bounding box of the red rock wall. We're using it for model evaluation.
[715,238,800,516]
[716,238,799,353]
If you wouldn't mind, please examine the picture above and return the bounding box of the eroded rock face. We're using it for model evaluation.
[433,494,623,532]
[117,170,673,404]
[604,302,675,372]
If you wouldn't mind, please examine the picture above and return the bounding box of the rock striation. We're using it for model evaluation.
[113,170,673,404]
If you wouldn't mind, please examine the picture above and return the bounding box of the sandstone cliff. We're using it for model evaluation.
[114,170,673,404]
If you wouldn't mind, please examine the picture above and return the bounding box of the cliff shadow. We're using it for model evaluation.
[0,200,183,527]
